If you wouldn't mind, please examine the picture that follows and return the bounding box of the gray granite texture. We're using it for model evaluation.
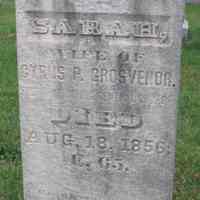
[16,1,185,200]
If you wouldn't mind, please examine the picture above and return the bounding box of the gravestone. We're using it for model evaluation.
[16,1,185,200]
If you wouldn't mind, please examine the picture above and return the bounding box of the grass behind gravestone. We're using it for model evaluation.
[174,5,200,200]
[0,3,199,200]
[0,4,23,200]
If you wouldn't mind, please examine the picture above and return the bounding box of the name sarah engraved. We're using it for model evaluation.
[29,15,171,45]
[17,0,184,199]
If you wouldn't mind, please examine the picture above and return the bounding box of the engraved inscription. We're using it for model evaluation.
[70,150,130,173]
[51,108,143,130]
[21,47,144,62]
[24,130,171,155]
[91,68,175,87]
[20,64,64,81]
[17,0,184,199]
[20,63,175,88]
[32,18,169,43]
[25,12,172,46]
[43,131,171,172]
[25,130,40,144]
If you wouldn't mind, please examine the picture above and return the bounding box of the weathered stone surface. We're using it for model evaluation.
[16,1,184,200]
